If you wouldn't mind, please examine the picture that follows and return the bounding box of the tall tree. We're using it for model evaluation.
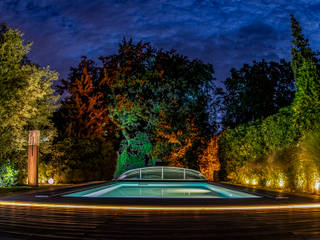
[290,15,320,128]
[99,39,215,174]
[198,133,222,181]
[290,14,317,80]
[56,58,116,139]
[220,59,295,128]
[0,25,59,179]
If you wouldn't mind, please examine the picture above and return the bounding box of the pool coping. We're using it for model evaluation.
[0,181,319,209]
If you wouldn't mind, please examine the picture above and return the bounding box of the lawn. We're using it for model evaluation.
[0,185,67,196]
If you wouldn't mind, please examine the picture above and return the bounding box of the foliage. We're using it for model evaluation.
[0,159,19,187]
[54,40,215,180]
[219,59,295,128]
[53,58,120,182]
[114,132,153,176]
[153,115,204,169]
[99,39,214,172]
[228,138,320,193]
[0,25,59,182]
[292,58,320,131]
[198,134,221,181]
[218,15,320,193]
[300,126,320,170]
[39,137,117,183]
[56,57,117,140]
[290,14,317,80]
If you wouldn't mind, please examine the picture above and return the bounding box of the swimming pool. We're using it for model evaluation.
[65,181,259,199]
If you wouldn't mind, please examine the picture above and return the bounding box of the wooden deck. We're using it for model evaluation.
[0,204,320,239]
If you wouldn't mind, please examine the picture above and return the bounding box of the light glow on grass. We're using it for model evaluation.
[1,201,320,211]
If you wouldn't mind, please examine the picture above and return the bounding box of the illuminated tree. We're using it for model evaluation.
[57,57,116,139]
[100,39,214,174]
[199,134,222,181]
[0,24,59,180]
[114,132,153,176]
[290,14,317,80]
[153,112,202,168]
[290,14,320,129]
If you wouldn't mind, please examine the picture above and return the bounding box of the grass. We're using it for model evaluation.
[0,186,40,196]
[0,185,69,196]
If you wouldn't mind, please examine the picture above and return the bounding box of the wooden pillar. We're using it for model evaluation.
[28,130,40,186]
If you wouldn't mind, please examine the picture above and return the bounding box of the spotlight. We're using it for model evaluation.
[48,178,54,184]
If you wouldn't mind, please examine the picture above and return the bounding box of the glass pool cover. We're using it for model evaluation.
[65,166,259,199]
[116,166,207,181]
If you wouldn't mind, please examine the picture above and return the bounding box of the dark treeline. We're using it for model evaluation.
[216,59,295,129]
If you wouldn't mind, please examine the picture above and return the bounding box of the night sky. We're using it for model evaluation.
[1,0,320,83]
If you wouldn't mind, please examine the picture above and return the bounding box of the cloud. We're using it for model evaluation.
[0,0,319,83]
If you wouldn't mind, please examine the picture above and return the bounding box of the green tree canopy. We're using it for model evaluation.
[98,39,215,174]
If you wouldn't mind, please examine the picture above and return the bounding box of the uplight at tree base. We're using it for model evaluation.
[315,180,320,191]
[278,178,285,188]
[48,178,54,184]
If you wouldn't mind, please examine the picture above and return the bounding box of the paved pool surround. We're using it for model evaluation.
[0,181,319,208]
[1,182,320,239]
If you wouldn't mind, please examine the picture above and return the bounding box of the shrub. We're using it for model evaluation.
[39,137,117,183]
[0,159,19,187]
[199,134,221,181]
[114,132,153,177]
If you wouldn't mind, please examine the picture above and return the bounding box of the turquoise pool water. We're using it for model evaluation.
[65,182,260,199]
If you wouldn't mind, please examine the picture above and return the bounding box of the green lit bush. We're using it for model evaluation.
[0,159,19,187]
[114,132,153,177]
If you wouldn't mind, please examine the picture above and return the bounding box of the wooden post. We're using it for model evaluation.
[28,130,40,186]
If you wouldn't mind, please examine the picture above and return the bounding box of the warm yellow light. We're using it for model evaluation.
[266,180,271,187]
[315,180,320,191]
[0,201,320,211]
[245,179,249,184]
[252,179,257,185]
[279,178,284,188]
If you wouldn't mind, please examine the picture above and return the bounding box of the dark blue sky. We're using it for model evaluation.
[1,0,320,82]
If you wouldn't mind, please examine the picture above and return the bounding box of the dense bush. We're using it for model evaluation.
[39,137,117,183]
[219,104,320,193]
[223,132,320,193]
[0,159,19,187]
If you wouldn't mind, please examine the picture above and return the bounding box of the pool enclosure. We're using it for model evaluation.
[65,167,260,198]
[116,166,207,181]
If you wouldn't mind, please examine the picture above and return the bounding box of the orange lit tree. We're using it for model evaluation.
[57,57,116,139]
[49,58,118,182]
[199,134,222,181]
[154,114,202,168]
